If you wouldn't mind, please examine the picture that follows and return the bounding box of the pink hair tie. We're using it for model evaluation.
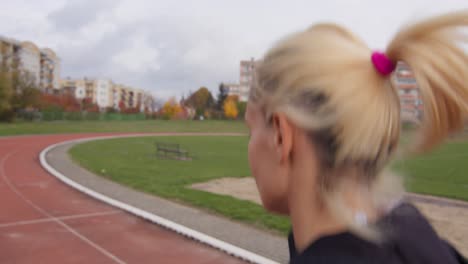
[371,52,395,76]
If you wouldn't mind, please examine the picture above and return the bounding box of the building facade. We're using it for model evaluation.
[224,83,240,98]
[60,78,86,99]
[40,48,61,90]
[238,58,258,102]
[393,63,423,123]
[95,79,112,109]
[0,36,61,92]
[60,78,148,112]
[0,36,18,69]
[18,41,41,87]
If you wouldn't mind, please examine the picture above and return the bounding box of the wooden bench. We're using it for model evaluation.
[155,142,189,160]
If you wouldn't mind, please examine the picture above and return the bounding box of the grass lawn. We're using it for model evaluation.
[0,120,247,136]
[394,140,468,201]
[69,136,290,235]
[70,135,468,235]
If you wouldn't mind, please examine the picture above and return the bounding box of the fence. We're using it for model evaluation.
[17,111,147,122]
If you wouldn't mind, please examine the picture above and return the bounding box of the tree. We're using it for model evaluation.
[11,87,41,111]
[161,97,182,120]
[0,72,13,122]
[40,94,81,112]
[0,42,13,119]
[153,98,165,112]
[223,97,238,119]
[81,97,98,112]
[226,94,239,103]
[185,87,215,117]
[0,45,19,121]
[0,46,42,121]
[237,101,247,119]
[216,83,228,111]
[0,73,12,112]
[118,100,126,112]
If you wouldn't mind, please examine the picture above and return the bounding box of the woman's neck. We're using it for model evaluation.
[288,162,378,253]
[288,181,347,253]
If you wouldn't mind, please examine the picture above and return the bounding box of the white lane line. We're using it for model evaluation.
[1,149,126,264]
[0,210,121,228]
[41,136,280,264]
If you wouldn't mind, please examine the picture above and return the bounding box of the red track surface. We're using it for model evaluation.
[0,134,245,264]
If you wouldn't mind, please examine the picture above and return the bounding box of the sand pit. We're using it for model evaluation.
[191,177,468,257]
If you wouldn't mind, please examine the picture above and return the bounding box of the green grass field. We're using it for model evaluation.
[69,136,290,235]
[0,120,247,136]
[394,140,468,201]
[69,135,468,235]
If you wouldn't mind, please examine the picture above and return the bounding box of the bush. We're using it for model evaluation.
[0,109,15,123]
[42,111,63,121]
[85,112,101,121]
[64,112,83,121]
[16,109,41,121]
[105,107,118,113]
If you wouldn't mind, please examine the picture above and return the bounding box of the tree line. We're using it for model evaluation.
[158,84,246,120]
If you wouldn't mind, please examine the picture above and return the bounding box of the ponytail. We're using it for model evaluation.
[386,10,468,152]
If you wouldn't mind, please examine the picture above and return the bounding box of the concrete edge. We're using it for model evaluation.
[39,135,279,264]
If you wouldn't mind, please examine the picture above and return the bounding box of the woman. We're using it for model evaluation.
[245,10,468,264]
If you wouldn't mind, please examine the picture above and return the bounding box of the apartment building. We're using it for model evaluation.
[19,42,41,87]
[238,58,258,102]
[0,36,61,91]
[0,36,19,68]
[220,58,259,102]
[60,78,147,111]
[393,63,423,123]
[112,83,138,109]
[95,79,112,109]
[40,48,61,89]
[60,78,86,99]
[112,83,124,109]
[223,83,241,98]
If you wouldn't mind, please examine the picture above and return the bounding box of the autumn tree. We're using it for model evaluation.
[0,42,13,120]
[223,97,238,119]
[161,97,182,120]
[226,95,239,103]
[118,100,126,112]
[185,87,214,117]
[0,44,42,121]
[40,94,81,112]
[0,71,13,121]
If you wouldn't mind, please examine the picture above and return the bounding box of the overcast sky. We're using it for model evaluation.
[1,0,467,99]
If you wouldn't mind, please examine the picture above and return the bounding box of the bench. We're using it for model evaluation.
[155,142,190,160]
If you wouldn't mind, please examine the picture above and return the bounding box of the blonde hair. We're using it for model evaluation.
[251,10,468,240]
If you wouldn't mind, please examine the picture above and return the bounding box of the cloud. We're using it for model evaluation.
[112,33,161,73]
[47,0,117,32]
[3,0,468,100]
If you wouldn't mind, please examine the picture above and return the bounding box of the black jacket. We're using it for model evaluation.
[288,203,467,264]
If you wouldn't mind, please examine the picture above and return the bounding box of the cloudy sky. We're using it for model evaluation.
[1,0,467,99]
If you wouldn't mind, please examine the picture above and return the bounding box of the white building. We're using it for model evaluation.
[238,58,258,102]
[18,41,41,87]
[74,83,86,100]
[1,36,61,92]
[0,36,18,67]
[95,79,112,109]
[40,48,61,89]
[221,58,260,102]
[223,83,250,102]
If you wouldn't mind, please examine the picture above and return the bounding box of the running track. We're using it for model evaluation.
[0,134,246,264]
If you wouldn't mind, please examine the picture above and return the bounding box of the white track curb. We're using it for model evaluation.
[39,135,279,264]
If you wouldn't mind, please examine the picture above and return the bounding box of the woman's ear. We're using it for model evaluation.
[272,113,294,164]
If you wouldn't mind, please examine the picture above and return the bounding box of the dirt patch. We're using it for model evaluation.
[191,177,468,257]
[191,177,262,204]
